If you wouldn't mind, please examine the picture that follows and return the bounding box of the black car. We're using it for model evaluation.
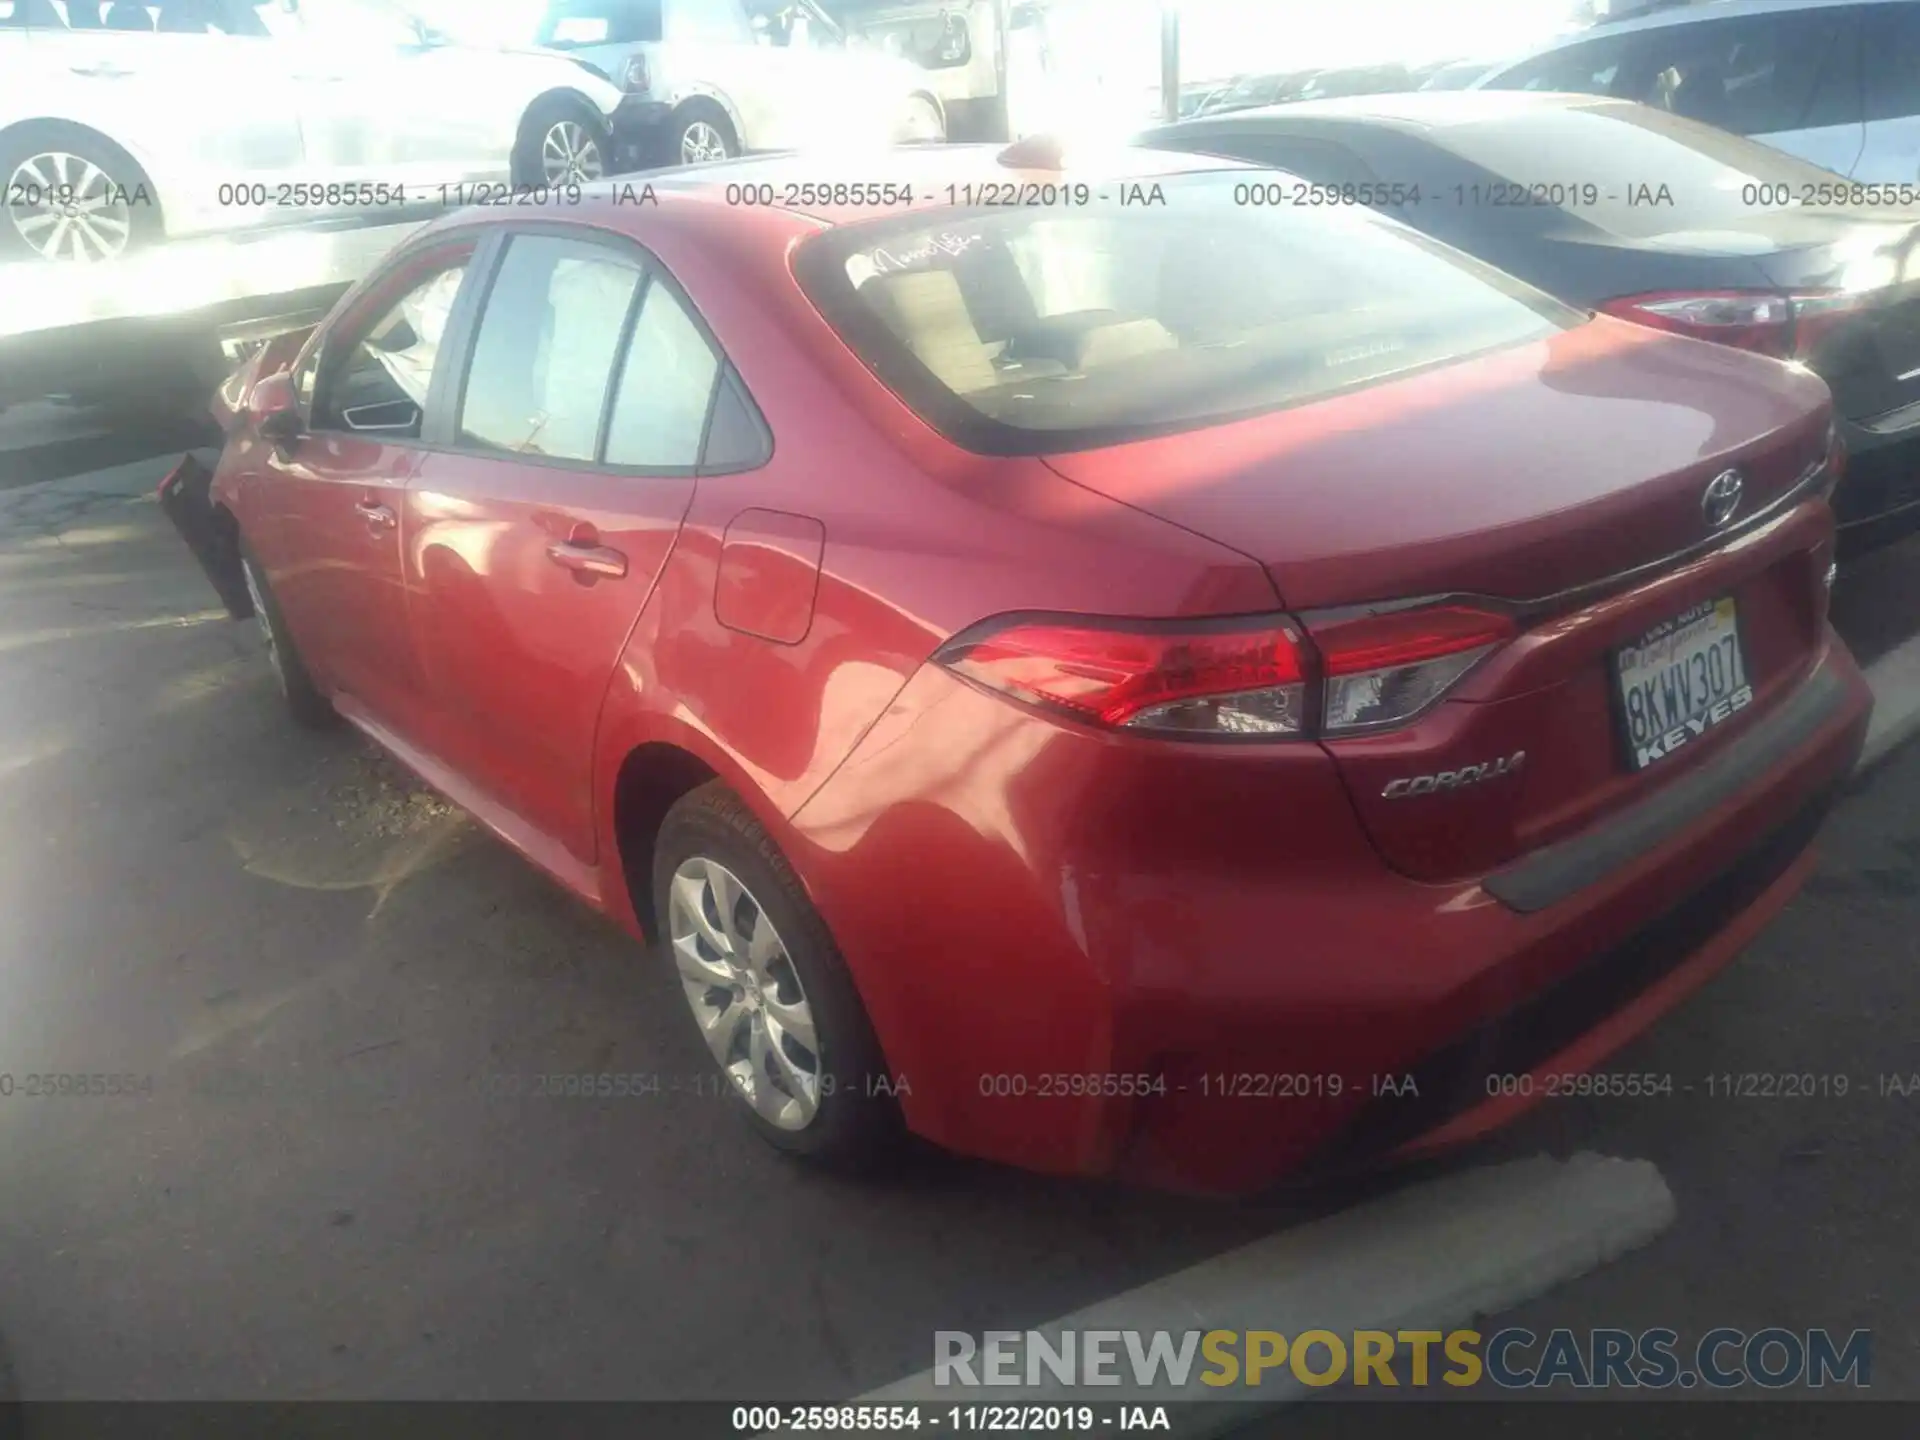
[1191,69,1322,117]
[1140,91,1920,548]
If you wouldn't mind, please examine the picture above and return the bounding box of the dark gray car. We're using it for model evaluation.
[1141,90,1920,548]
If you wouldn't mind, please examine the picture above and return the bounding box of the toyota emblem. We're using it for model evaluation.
[1702,469,1744,530]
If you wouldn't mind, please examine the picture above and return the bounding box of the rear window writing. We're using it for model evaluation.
[798,170,1580,455]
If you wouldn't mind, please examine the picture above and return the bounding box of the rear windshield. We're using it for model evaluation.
[794,169,1579,454]
[1433,101,1885,239]
[536,0,661,47]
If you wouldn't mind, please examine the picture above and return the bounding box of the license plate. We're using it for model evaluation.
[1613,597,1752,772]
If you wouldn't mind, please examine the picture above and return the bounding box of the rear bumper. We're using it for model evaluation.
[793,635,1871,1195]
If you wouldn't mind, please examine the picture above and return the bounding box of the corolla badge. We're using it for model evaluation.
[1381,752,1526,800]
[1702,469,1744,530]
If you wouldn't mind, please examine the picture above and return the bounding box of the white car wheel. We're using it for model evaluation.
[541,119,606,185]
[3,145,153,263]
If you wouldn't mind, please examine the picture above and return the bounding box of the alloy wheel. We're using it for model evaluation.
[5,151,136,262]
[668,856,822,1131]
[680,121,731,165]
[541,121,605,184]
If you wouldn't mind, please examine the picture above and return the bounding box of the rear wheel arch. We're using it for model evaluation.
[208,500,251,616]
[906,89,946,136]
[612,741,722,936]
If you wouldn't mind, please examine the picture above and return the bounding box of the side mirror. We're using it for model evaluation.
[249,371,303,447]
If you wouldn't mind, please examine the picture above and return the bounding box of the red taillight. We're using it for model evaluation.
[936,616,1310,736]
[1304,604,1516,735]
[1600,289,1869,359]
[1787,289,1868,354]
[935,604,1515,740]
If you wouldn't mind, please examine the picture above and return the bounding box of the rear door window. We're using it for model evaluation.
[796,172,1578,454]
[1612,8,1860,136]
[458,234,644,462]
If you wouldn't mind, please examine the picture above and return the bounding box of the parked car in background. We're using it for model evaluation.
[0,0,633,262]
[1294,62,1416,100]
[532,0,943,163]
[1179,78,1232,118]
[1191,69,1321,117]
[829,0,1164,141]
[170,144,1869,1194]
[1474,0,1920,181]
[1191,64,1422,118]
[1417,57,1499,90]
[830,0,1007,139]
[1142,90,1920,545]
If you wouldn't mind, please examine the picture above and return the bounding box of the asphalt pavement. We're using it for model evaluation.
[0,404,1915,1415]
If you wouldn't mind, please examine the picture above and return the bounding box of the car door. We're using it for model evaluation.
[1858,0,1920,180]
[274,0,514,191]
[1612,8,1865,176]
[22,0,305,242]
[261,235,479,734]
[404,227,724,864]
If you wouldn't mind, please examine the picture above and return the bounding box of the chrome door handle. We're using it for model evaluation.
[355,500,397,529]
[547,541,628,578]
[70,64,136,79]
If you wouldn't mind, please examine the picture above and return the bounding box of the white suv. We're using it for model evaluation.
[0,0,632,262]
[1476,0,1920,181]
[533,0,945,165]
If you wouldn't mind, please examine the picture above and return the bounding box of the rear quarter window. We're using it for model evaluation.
[1434,101,1873,240]
[794,171,1579,454]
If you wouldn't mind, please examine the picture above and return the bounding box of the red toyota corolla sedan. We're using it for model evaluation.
[165,143,1872,1194]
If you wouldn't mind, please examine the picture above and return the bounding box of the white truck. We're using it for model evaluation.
[828,0,1169,141]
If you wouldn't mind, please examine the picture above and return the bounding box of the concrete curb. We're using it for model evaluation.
[854,1152,1674,1433]
[1858,632,1920,775]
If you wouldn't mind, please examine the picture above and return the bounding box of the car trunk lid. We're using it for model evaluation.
[1044,317,1838,881]
[1041,317,1830,612]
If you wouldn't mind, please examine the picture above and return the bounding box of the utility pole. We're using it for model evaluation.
[991,0,1012,139]
[1161,2,1180,122]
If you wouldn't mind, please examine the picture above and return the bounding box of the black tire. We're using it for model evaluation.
[511,96,611,188]
[664,100,738,166]
[0,124,162,263]
[238,541,337,730]
[652,781,900,1165]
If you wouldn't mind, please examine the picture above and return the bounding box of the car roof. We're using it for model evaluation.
[430,142,1252,242]
[1162,89,1612,133]
[642,143,1245,216]
[1500,0,1897,54]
